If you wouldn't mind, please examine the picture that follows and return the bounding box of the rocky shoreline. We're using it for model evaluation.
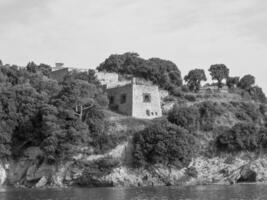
[1,150,267,189]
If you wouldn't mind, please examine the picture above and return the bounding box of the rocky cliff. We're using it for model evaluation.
[1,144,267,188]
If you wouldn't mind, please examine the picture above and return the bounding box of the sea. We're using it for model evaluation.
[0,184,267,200]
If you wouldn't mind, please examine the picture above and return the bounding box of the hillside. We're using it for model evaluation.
[0,57,267,188]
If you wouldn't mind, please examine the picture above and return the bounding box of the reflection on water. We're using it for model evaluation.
[1,184,267,200]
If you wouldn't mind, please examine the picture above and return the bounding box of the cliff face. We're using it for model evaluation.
[1,144,267,188]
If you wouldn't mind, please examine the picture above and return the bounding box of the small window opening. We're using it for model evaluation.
[146,110,150,116]
[109,96,114,104]
[155,112,158,116]
[143,93,151,103]
[120,94,127,104]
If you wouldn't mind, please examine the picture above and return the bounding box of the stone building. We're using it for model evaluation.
[106,78,162,119]
[50,63,68,82]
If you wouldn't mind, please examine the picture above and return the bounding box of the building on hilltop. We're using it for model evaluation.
[50,63,68,82]
[106,78,162,119]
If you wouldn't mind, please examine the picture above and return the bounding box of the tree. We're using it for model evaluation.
[26,62,52,77]
[168,105,200,131]
[97,52,183,90]
[184,69,207,92]
[248,86,266,103]
[216,123,267,152]
[209,64,229,89]
[226,76,239,89]
[238,74,255,90]
[132,119,196,168]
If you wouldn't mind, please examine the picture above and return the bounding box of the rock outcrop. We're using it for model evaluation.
[2,145,267,188]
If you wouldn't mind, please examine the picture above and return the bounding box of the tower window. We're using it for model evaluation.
[146,110,150,116]
[143,93,151,103]
[120,94,127,104]
[109,96,114,104]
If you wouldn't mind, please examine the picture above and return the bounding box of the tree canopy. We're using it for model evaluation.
[97,52,183,90]
[0,61,109,162]
[226,76,240,89]
[132,119,196,168]
[238,74,255,90]
[209,64,229,88]
[184,69,207,92]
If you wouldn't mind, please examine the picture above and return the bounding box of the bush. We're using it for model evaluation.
[132,119,196,168]
[248,86,266,103]
[186,167,198,178]
[238,74,255,90]
[181,85,190,93]
[168,105,200,131]
[163,95,176,102]
[197,101,224,131]
[76,156,119,186]
[184,94,196,102]
[235,102,262,123]
[94,156,120,172]
[216,123,267,152]
[170,87,184,97]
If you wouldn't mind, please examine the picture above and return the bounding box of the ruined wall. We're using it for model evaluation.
[50,68,68,82]
[132,84,162,119]
[96,72,119,88]
[106,84,133,116]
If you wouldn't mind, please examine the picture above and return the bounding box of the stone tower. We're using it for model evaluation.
[106,78,162,119]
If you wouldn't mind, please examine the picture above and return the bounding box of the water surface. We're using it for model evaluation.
[1,184,267,200]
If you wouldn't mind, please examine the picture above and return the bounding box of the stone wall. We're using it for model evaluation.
[106,84,133,116]
[96,72,119,88]
[50,68,68,82]
[132,84,162,119]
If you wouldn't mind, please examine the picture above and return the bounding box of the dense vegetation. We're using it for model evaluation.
[0,60,118,163]
[216,123,267,152]
[97,52,183,91]
[132,119,196,168]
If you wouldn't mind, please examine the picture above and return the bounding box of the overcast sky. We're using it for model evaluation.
[0,0,267,91]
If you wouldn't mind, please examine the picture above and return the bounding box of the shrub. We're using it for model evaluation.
[184,94,196,102]
[238,74,255,90]
[132,119,196,168]
[197,101,224,131]
[216,123,267,152]
[168,105,200,131]
[181,85,190,93]
[248,86,266,103]
[236,102,262,123]
[163,95,176,102]
[170,87,184,97]
[94,156,120,173]
[186,167,198,178]
[76,156,119,186]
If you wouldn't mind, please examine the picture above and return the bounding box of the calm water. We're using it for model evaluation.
[1,185,267,200]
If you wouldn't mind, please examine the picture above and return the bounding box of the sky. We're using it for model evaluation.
[0,0,267,91]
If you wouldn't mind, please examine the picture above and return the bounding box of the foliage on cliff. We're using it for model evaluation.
[0,61,112,162]
[216,123,267,152]
[132,119,196,168]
